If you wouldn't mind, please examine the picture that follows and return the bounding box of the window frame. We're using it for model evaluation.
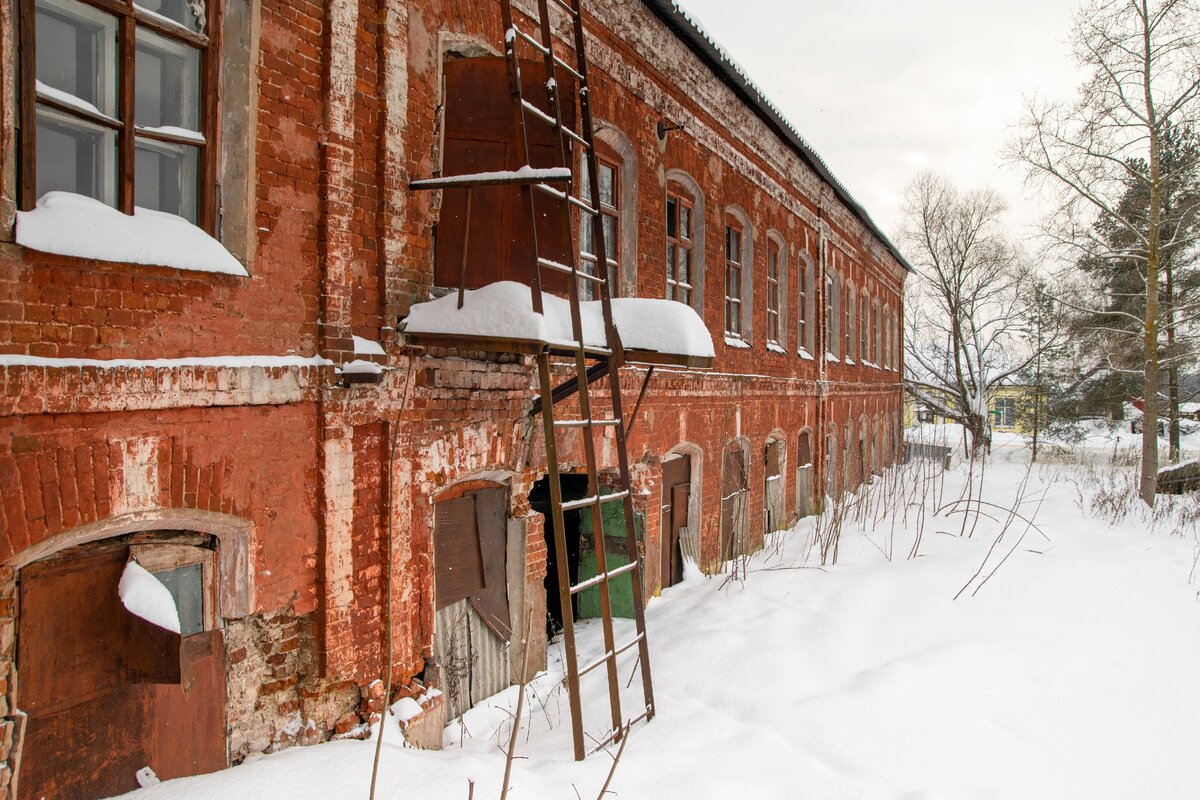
[129,541,217,635]
[766,240,781,345]
[18,0,221,231]
[579,153,620,300]
[666,189,694,306]
[724,219,744,338]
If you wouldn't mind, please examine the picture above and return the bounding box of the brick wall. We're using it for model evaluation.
[0,0,907,788]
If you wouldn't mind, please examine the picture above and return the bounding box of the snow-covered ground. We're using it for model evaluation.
[116,436,1200,799]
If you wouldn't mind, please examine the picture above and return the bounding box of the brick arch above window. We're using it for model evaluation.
[664,168,705,316]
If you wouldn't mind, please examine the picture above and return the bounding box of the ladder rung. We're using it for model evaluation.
[585,708,653,757]
[512,26,549,55]
[570,561,637,595]
[535,257,606,284]
[553,54,583,82]
[577,632,646,677]
[560,125,589,148]
[567,194,597,214]
[535,182,567,200]
[521,99,559,127]
[560,489,629,512]
[553,418,620,428]
[550,0,579,18]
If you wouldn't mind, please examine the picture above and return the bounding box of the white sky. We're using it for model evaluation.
[677,0,1088,248]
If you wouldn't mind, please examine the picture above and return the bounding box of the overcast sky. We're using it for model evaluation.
[677,0,1088,247]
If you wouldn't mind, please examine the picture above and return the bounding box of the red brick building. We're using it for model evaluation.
[0,0,907,795]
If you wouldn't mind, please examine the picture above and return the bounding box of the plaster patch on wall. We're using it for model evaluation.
[112,437,160,515]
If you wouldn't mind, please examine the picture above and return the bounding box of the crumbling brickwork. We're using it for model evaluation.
[0,0,906,792]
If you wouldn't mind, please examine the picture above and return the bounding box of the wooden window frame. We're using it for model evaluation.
[797,259,808,353]
[860,293,870,363]
[666,189,694,306]
[724,220,743,338]
[766,242,781,345]
[129,541,217,633]
[579,155,620,300]
[18,0,222,232]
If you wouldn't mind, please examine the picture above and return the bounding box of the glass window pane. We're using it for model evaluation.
[602,214,617,257]
[135,0,206,34]
[599,163,615,206]
[678,247,690,284]
[36,105,117,205]
[580,212,595,256]
[135,28,201,132]
[666,197,677,239]
[680,204,691,238]
[666,242,676,282]
[153,562,204,637]
[135,137,199,222]
[36,0,118,117]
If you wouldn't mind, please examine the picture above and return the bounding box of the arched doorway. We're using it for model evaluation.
[763,436,785,534]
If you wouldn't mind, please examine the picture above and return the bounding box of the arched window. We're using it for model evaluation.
[723,206,753,341]
[665,169,705,314]
[798,252,816,355]
[765,231,787,349]
[796,428,814,517]
[845,280,857,363]
[581,123,637,300]
[825,270,841,359]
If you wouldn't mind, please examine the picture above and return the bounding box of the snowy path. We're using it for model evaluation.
[116,458,1200,799]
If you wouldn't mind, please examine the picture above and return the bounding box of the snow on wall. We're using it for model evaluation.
[402,281,714,358]
[119,559,181,634]
[16,191,248,276]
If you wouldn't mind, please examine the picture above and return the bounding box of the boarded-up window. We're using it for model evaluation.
[797,430,812,467]
[720,445,749,560]
[435,57,576,292]
[433,488,511,640]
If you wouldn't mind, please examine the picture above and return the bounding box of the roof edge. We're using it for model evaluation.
[638,0,913,273]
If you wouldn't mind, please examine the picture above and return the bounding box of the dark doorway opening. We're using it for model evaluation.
[529,474,589,637]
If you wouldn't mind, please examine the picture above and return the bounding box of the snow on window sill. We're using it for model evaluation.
[797,347,815,361]
[724,335,752,349]
[844,358,856,366]
[766,341,786,354]
[826,353,840,363]
[353,335,386,357]
[16,191,248,277]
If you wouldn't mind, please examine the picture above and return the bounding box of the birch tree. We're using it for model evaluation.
[1010,0,1200,504]
[901,172,1041,457]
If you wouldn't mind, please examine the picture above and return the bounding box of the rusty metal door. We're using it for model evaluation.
[18,542,226,799]
[659,456,690,590]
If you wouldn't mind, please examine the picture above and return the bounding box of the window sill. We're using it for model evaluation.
[15,192,248,278]
[798,348,815,361]
[766,341,786,355]
[724,335,752,349]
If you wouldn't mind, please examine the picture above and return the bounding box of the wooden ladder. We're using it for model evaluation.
[502,0,655,760]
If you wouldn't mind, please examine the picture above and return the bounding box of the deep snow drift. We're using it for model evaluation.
[115,435,1200,799]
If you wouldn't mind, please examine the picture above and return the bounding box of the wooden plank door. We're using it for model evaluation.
[720,447,748,561]
[659,456,690,590]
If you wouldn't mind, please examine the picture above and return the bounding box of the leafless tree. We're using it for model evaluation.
[1010,0,1200,504]
[901,172,1043,457]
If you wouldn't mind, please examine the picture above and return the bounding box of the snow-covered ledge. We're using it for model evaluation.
[15,191,248,277]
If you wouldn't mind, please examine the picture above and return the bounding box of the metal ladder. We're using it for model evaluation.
[501,0,655,760]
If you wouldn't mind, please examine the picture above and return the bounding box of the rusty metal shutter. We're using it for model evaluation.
[469,488,511,641]
[436,57,575,291]
[434,496,485,610]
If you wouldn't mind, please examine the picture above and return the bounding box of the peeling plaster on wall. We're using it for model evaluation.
[112,437,160,514]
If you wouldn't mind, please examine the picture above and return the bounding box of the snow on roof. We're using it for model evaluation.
[643,1,912,273]
[16,191,248,277]
[402,281,714,359]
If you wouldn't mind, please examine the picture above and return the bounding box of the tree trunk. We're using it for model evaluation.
[1165,258,1179,462]
[1138,1,1161,507]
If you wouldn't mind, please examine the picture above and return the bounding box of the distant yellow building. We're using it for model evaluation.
[904,385,1035,434]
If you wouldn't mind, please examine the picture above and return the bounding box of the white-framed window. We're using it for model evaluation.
[579,156,620,301]
[666,190,694,305]
[725,220,743,338]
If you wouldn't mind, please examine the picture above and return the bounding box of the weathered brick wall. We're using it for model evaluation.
[0,0,909,787]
